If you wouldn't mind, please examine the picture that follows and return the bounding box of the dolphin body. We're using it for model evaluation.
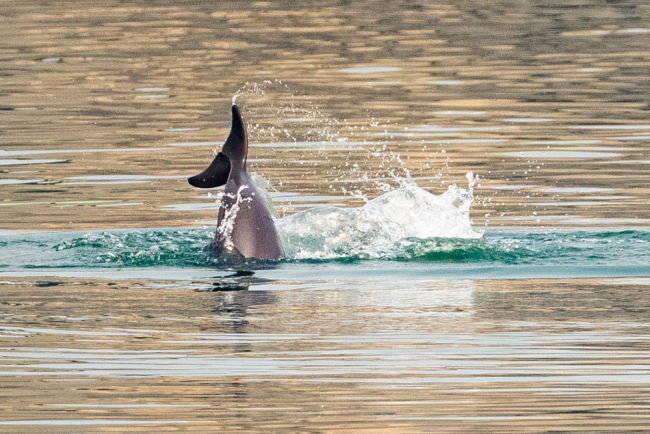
[188,105,284,261]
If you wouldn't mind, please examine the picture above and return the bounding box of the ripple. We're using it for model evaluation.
[538,187,618,194]
[167,141,223,147]
[159,203,215,211]
[488,185,534,191]
[573,124,650,130]
[618,28,650,34]
[434,111,486,116]
[273,193,344,203]
[362,81,404,86]
[0,179,43,185]
[523,140,601,146]
[533,201,613,206]
[96,202,143,208]
[421,139,506,144]
[614,135,650,141]
[339,66,401,73]
[165,127,200,132]
[64,175,187,185]
[50,403,202,408]
[0,420,186,426]
[252,140,381,148]
[501,151,621,159]
[0,159,67,166]
[0,147,167,156]
[136,94,169,99]
[429,80,464,85]
[503,118,552,123]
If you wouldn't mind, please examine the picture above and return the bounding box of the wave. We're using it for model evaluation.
[1,176,649,270]
[49,229,214,267]
[1,227,649,270]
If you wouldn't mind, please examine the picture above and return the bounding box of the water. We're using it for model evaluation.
[2,227,650,284]
[2,0,650,431]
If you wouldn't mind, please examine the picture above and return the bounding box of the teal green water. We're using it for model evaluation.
[2,228,648,282]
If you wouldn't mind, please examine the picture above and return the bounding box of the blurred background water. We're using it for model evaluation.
[1,0,649,431]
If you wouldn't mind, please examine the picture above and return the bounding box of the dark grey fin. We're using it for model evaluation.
[221,105,248,167]
[188,152,231,188]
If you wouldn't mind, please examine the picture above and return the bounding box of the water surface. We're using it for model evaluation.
[1,0,649,431]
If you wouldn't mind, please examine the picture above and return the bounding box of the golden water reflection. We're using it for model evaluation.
[1,1,649,229]
[0,277,648,431]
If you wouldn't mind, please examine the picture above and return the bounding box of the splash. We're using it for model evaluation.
[250,173,277,217]
[229,86,482,260]
[228,81,457,207]
[233,79,355,143]
[277,173,482,260]
[215,185,252,253]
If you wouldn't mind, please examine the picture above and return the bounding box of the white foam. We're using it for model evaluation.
[277,174,482,260]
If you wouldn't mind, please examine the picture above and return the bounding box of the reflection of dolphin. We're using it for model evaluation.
[188,105,284,260]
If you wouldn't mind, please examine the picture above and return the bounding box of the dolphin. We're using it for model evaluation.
[188,105,284,261]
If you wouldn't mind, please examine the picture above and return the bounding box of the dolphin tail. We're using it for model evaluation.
[188,104,248,188]
[188,151,231,188]
[222,104,248,167]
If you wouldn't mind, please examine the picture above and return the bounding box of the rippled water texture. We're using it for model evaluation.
[1,1,649,431]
